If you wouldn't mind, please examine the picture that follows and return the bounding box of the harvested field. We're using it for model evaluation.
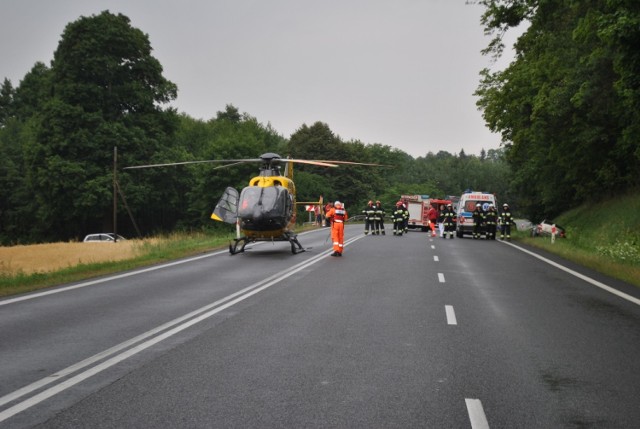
[0,240,149,275]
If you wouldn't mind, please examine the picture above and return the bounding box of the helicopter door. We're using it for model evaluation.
[211,187,240,224]
[238,186,289,230]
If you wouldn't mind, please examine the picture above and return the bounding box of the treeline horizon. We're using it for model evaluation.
[2,3,639,244]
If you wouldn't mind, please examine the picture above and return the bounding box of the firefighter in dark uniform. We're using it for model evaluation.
[485,204,498,240]
[402,202,410,234]
[472,203,485,239]
[438,204,446,237]
[374,200,385,235]
[499,203,515,240]
[392,201,405,236]
[443,203,456,239]
[362,200,375,235]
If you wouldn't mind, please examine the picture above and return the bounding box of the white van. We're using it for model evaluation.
[455,192,497,238]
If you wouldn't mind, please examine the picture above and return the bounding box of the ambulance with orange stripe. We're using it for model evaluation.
[455,191,497,238]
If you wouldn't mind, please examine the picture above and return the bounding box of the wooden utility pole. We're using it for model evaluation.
[113,146,118,242]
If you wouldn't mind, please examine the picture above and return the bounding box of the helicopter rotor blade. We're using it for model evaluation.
[123,159,261,170]
[312,160,389,167]
[123,153,388,170]
[281,159,339,168]
[275,158,389,167]
[210,161,252,170]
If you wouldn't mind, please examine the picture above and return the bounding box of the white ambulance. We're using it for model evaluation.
[455,191,497,238]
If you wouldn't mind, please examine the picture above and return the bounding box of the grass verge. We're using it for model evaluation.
[513,191,640,288]
[0,232,231,298]
[515,233,640,288]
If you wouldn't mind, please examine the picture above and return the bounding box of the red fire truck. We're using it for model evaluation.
[400,195,452,232]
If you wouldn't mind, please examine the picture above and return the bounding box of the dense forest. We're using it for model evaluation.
[476,0,640,216]
[1,3,638,244]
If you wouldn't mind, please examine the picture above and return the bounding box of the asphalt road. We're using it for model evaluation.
[1,225,639,428]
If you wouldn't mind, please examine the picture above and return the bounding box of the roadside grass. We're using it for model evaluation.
[514,191,640,288]
[0,232,232,297]
[516,234,640,287]
[0,225,324,298]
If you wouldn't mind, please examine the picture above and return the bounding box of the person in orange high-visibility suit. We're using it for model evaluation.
[427,205,438,237]
[326,200,348,256]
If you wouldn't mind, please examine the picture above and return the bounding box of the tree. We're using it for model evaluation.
[11,63,53,121]
[0,78,14,126]
[287,122,390,211]
[24,11,179,241]
[476,0,640,219]
[0,64,54,243]
[0,117,34,244]
[287,121,342,161]
[216,104,242,123]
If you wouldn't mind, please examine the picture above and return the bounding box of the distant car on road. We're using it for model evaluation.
[532,220,566,238]
[83,233,126,242]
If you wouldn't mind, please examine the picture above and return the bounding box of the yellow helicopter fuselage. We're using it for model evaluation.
[237,173,297,240]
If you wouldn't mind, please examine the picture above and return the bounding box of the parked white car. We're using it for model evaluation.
[83,233,126,242]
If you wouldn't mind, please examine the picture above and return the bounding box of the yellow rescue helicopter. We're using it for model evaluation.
[125,152,380,254]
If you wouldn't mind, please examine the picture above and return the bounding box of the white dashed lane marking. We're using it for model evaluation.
[445,305,457,325]
[465,398,490,428]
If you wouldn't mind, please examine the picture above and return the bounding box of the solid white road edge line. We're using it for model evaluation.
[445,305,457,325]
[502,241,640,306]
[0,229,326,307]
[0,249,229,307]
[465,398,490,429]
[0,234,365,422]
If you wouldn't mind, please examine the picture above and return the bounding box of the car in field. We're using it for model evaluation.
[532,220,566,238]
[83,233,126,242]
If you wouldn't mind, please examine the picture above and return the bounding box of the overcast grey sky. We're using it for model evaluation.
[1,0,518,158]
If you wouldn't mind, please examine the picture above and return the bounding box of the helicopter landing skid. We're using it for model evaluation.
[228,232,305,255]
[229,237,252,255]
[285,232,306,255]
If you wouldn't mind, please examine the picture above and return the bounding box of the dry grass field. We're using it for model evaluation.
[0,240,148,275]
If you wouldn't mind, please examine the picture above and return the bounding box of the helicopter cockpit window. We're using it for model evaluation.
[238,185,289,223]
